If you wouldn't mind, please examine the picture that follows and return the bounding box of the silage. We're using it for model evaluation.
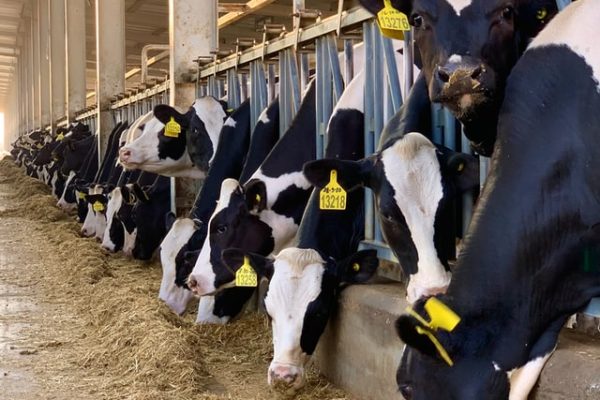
[0,156,348,400]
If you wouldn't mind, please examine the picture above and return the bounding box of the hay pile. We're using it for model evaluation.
[0,156,348,400]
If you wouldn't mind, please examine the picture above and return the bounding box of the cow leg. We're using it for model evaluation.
[508,317,566,400]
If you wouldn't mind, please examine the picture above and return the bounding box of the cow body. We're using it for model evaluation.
[395,2,600,399]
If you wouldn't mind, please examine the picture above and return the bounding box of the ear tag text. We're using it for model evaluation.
[320,170,347,211]
[164,117,181,138]
[235,256,258,288]
[92,201,105,213]
[406,298,461,366]
[377,0,410,40]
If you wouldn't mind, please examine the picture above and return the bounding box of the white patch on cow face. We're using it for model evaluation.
[265,248,324,389]
[223,117,237,128]
[81,205,96,237]
[159,218,197,314]
[101,188,123,251]
[188,179,240,296]
[447,0,472,16]
[196,295,230,324]
[93,208,107,241]
[529,0,600,90]
[507,351,554,400]
[258,107,270,124]
[123,227,137,256]
[57,171,77,211]
[381,132,451,304]
[448,54,463,64]
[191,97,227,165]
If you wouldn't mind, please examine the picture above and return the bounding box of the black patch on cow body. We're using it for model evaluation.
[270,185,313,225]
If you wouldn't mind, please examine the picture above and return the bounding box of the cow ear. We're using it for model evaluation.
[359,0,411,15]
[303,158,374,191]
[396,315,443,361]
[338,249,379,284]
[221,248,274,280]
[165,212,177,232]
[153,105,189,128]
[244,179,267,212]
[132,183,150,203]
[443,152,479,193]
[219,100,229,115]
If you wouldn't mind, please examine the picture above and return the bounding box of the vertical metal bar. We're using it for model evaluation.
[480,157,490,188]
[279,51,289,136]
[461,128,473,235]
[344,39,354,86]
[363,22,375,242]
[300,53,310,90]
[326,34,344,103]
[403,29,415,95]
[288,49,301,114]
[241,73,248,101]
[556,0,570,10]
[382,36,402,112]
[372,25,384,243]
[315,38,324,159]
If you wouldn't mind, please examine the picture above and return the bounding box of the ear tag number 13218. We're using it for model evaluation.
[320,170,347,211]
[377,0,410,40]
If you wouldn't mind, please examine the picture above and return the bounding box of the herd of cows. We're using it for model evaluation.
[6,0,600,398]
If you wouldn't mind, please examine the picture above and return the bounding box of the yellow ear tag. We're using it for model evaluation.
[536,7,547,20]
[352,262,360,272]
[255,194,261,204]
[164,117,181,138]
[457,162,465,172]
[376,0,411,40]
[319,170,347,211]
[235,256,258,288]
[56,133,65,141]
[405,297,461,366]
[77,191,87,200]
[92,201,105,213]
[36,143,44,149]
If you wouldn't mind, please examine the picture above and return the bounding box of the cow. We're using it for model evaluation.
[393,2,600,399]
[358,0,558,156]
[118,97,229,178]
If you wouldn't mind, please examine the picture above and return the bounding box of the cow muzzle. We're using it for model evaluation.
[186,274,216,297]
[431,58,494,116]
[268,363,304,391]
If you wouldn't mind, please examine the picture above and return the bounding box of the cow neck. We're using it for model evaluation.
[239,99,280,184]
[445,50,600,365]
[188,100,251,223]
[258,81,316,177]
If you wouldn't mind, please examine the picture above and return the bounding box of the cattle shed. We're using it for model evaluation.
[1,0,600,399]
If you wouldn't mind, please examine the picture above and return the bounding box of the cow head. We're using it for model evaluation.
[118,97,227,178]
[187,179,274,296]
[394,296,510,400]
[101,187,128,252]
[159,216,198,314]
[222,248,378,390]
[360,0,557,155]
[130,180,171,260]
[304,132,479,303]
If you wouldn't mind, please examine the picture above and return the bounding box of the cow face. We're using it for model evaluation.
[222,248,378,390]
[119,98,226,178]
[187,179,274,296]
[304,132,479,303]
[85,187,111,241]
[394,297,510,400]
[57,171,78,211]
[359,0,557,154]
[101,187,127,252]
[131,182,171,260]
[159,217,197,314]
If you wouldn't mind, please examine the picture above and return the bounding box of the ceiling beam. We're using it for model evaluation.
[218,0,278,29]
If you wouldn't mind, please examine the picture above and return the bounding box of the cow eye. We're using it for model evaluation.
[216,225,228,234]
[411,14,424,29]
[501,6,514,21]
[399,383,413,399]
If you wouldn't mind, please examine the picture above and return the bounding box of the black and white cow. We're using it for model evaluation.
[186,81,317,297]
[394,2,600,399]
[119,97,228,178]
[359,0,558,155]
[156,100,256,319]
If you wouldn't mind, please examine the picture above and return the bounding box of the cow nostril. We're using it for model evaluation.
[437,67,450,83]
[121,150,131,159]
[188,277,197,289]
[471,65,483,80]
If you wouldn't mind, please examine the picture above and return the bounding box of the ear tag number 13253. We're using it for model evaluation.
[236,256,258,288]
[320,170,347,211]
[377,0,410,40]
[164,117,181,138]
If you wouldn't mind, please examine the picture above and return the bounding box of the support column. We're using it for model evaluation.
[95,0,125,160]
[38,0,51,128]
[50,0,66,125]
[31,4,40,129]
[65,0,86,122]
[168,0,217,109]
[168,0,218,212]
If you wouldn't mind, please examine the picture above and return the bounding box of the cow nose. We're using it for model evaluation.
[436,63,485,86]
[269,364,302,388]
[120,149,131,162]
[437,66,451,83]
